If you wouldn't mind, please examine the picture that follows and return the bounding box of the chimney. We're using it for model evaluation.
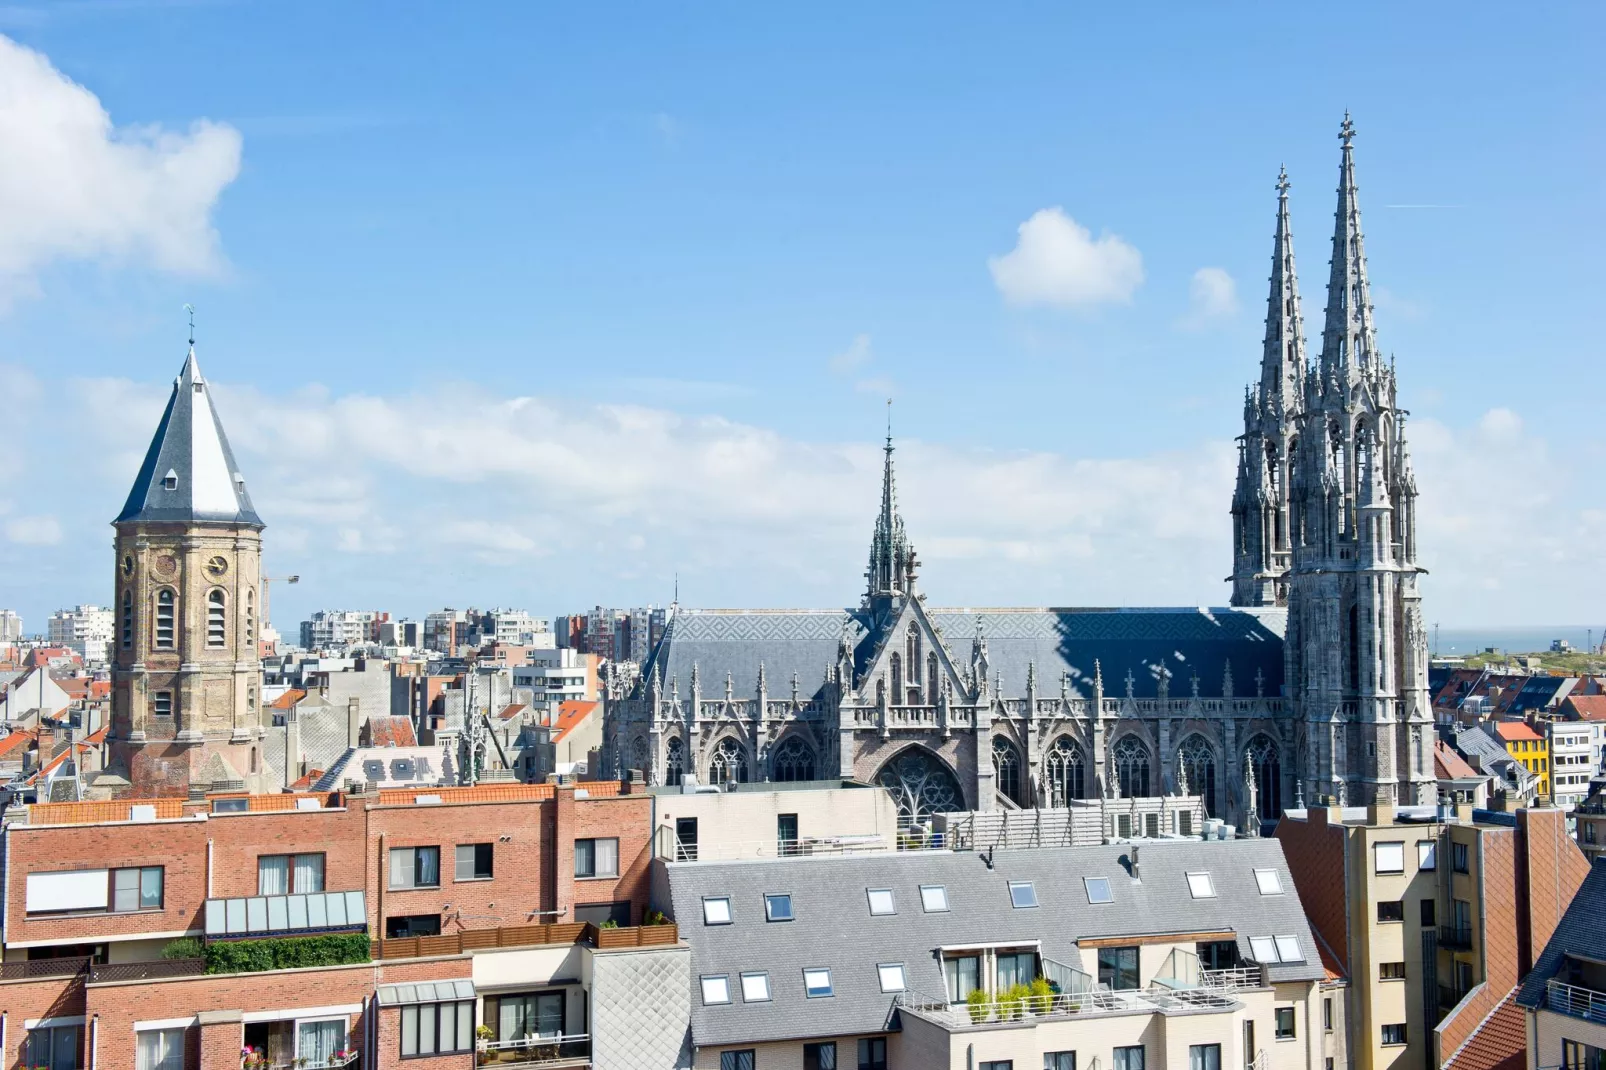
[1367,799,1395,827]
[1129,845,1141,881]
[283,708,301,792]
[1454,801,1474,825]
[347,697,361,749]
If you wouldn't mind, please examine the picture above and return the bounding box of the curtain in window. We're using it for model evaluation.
[295,854,325,894]
[259,856,289,895]
[136,1028,185,1070]
[389,849,411,889]
[417,848,439,887]
[1189,1045,1220,1070]
[298,1020,342,1066]
[595,838,618,876]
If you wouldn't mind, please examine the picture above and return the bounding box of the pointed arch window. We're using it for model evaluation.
[905,628,922,698]
[207,590,227,647]
[874,748,961,821]
[664,736,685,787]
[1044,737,1085,806]
[926,652,940,705]
[772,735,816,783]
[992,736,1024,807]
[1246,736,1282,823]
[708,737,747,787]
[245,589,256,646]
[121,590,133,650]
[154,590,175,649]
[1177,735,1219,817]
[1112,736,1151,798]
[889,654,903,703]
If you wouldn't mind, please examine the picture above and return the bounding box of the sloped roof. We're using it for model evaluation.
[498,703,527,720]
[665,838,1321,1047]
[269,688,307,710]
[1519,861,1606,1007]
[1442,987,1525,1070]
[115,348,263,527]
[1492,720,1542,743]
[1435,740,1482,781]
[0,728,34,760]
[553,700,599,743]
[1564,695,1606,721]
[643,606,1286,703]
[364,715,417,748]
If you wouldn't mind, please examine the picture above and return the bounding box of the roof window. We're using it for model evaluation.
[1249,935,1306,963]
[702,896,732,925]
[1186,872,1216,899]
[740,972,771,1002]
[1008,881,1038,909]
[700,975,731,1005]
[1253,869,1283,895]
[764,894,793,922]
[803,967,833,998]
[867,888,896,916]
[1084,876,1114,904]
[877,963,906,993]
[920,884,949,912]
[1274,935,1304,962]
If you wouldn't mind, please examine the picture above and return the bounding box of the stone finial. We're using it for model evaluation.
[1223,660,1234,699]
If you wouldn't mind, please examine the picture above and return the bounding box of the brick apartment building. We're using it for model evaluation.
[0,781,690,1069]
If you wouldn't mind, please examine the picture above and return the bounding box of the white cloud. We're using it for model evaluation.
[1181,267,1238,327]
[828,333,873,375]
[988,207,1143,308]
[0,34,242,299]
[5,514,61,545]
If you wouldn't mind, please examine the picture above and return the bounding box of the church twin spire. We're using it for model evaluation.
[1319,112,1380,386]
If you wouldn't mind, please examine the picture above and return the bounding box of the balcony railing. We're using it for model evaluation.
[1439,924,1475,950]
[895,985,1240,1030]
[656,831,897,862]
[374,921,676,961]
[476,1033,590,1067]
[89,958,205,984]
[1546,979,1606,1023]
[1202,966,1263,991]
[253,1052,359,1070]
[0,955,90,981]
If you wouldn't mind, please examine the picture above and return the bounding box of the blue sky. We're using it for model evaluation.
[0,2,1601,632]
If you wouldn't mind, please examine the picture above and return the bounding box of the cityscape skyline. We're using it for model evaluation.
[0,5,1601,630]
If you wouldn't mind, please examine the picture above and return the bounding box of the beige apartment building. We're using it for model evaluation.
[1277,799,1587,1070]
[650,778,902,861]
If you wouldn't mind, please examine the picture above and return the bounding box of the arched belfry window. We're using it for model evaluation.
[245,589,256,646]
[207,590,227,647]
[772,735,816,782]
[121,590,133,650]
[1044,737,1085,806]
[155,590,176,649]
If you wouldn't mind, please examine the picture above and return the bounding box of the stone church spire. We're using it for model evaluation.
[1230,168,1306,608]
[864,404,917,607]
[1319,112,1379,385]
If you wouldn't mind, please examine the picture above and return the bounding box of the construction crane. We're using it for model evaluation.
[261,574,299,643]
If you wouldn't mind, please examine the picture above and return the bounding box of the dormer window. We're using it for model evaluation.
[162,469,178,491]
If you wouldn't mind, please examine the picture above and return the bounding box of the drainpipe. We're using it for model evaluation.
[206,839,214,898]
[89,1015,98,1070]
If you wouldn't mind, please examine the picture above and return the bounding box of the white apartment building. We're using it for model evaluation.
[513,646,590,716]
[299,609,382,650]
[486,607,551,646]
[1549,721,1601,810]
[45,604,114,663]
[0,609,21,643]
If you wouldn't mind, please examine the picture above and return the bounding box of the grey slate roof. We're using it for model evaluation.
[644,606,1286,701]
[116,349,263,527]
[662,838,1322,1047]
[1517,859,1606,1007]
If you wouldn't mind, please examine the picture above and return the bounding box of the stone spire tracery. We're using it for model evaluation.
[863,404,917,608]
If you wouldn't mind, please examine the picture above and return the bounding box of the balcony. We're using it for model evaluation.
[374,921,676,961]
[895,985,1241,1031]
[1546,979,1606,1023]
[246,1053,359,1070]
[476,1034,590,1068]
[89,958,205,983]
[204,890,368,940]
[1439,924,1475,950]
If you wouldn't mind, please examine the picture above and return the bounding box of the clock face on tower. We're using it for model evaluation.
[206,556,229,577]
[154,554,178,578]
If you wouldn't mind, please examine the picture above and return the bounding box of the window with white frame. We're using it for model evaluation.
[702,896,732,925]
[1273,935,1303,962]
[1084,876,1114,904]
[700,975,731,1005]
[803,967,833,997]
[877,963,906,993]
[135,1027,186,1070]
[25,1022,82,1070]
[1417,840,1437,870]
[258,853,325,895]
[920,884,949,912]
[1186,872,1216,898]
[740,972,771,1002]
[1374,841,1405,874]
[1253,869,1282,895]
[1008,881,1038,908]
[867,888,896,915]
[399,1000,473,1056]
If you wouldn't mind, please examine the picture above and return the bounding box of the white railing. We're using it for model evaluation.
[476,1033,590,1066]
[260,1053,358,1070]
[1546,979,1606,1022]
[895,985,1239,1029]
[1203,966,1263,991]
[655,830,898,861]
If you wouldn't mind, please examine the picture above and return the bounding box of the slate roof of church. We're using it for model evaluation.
[116,348,263,527]
[664,837,1321,1047]
[640,605,1286,700]
[1517,859,1606,1007]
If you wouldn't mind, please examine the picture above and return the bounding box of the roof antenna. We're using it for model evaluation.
[184,303,196,347]
[885,397,893,447]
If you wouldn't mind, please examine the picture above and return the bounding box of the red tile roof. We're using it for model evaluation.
[0,728,35,761]
[1492,720,1542,743]
[365,716,417,748]
[268,688,307,710]
[498,703,528,721]
[1442,988,1525,1070]
[553,700,599,743]
[289,769,325,791]
[1564,695,1606,721]
[1435,740,1482,780]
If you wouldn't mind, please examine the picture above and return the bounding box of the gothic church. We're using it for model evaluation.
[607,117,1434,826]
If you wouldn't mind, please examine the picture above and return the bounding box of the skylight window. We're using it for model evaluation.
[1274,935,1304,962]
[1253,869,1283,895]
[764,894,794,922]
[803,968,834,998]
[1008,881,1038,909]
[1249,936,1279,963]
[920,885,949,912]
[867,888,896,916]
[1084,877,1114,904]
[1186,872,1216,899]
[877,963,906,993]
[700,975,731,1005]
[702,896,732,925]
[740,972,771,1002]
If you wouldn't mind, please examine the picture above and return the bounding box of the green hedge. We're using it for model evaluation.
[204,933,371,974]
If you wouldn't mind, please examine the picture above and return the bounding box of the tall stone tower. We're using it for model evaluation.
[863,419,918,620]
[1230,167,1307,608]
[1285,115,1433,806]
[108,345,270,797]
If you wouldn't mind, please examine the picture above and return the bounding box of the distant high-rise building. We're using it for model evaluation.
[0,609,23,643]
[46,604,116,663]
[299,609,386,650]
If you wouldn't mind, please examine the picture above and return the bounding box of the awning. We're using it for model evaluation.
[376,980,475,1006]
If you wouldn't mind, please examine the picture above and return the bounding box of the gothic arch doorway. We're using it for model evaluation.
[1177,734,1219,817]
[771,734,817,782]
[992,735,1025,807]
[1044,736,1086,806]
[1245,734,1283,823]
[874,746,962,821]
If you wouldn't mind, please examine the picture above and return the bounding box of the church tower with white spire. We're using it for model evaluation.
[1230,167,1307,608]
[1284,115,1432,806]
[108,335,270,796]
